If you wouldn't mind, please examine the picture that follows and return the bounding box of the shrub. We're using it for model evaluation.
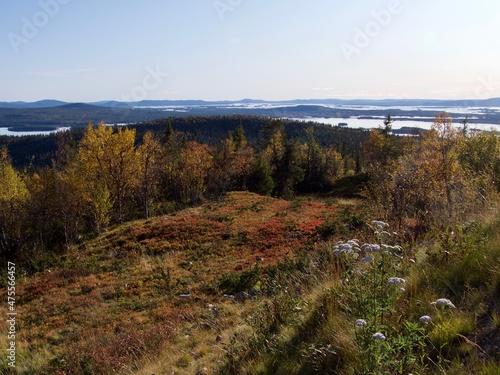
[219,264,262,294]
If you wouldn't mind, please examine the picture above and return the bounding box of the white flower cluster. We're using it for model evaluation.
[371,220,393,236]
[371,220,389,230]
[355,319,367,327]
[372,332,386,340]
[361,255,373,262]
[362,243,381,252]
[381,244,403,252]
[419,315,432,324]
[418,299,456,326]
[333,240,361,257]
[387,277,406,285]
[431,298,456,309]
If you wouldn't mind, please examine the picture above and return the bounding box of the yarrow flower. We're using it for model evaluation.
[339,243,352,251]
[388,277,406,285]
[361,255,373,262]
[371,220,389,230]
[431,298,456,308]
[347,239,360,247]
[382,244,402,252]
[419,315,432,324]
[362,243,380,252]
[355,319,367,327]
[372,332,386,340]
[333,241,361,257]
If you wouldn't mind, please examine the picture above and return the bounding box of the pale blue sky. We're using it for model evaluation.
[1,0,500,102]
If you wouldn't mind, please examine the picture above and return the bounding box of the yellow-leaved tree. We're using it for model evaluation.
[137,131,163,218]
[207,126,254,197]
[367,112,478,235]
[172,141,213,204]
[77,123,138,230]
[0,146,29,256]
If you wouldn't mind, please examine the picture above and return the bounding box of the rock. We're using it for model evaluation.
[200,322,212,331]
[235,291,249,302]
[248,289,261,297]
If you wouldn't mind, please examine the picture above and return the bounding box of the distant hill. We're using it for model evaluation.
[1,98,500,136]
[0,104,165,132]
[2,97,500,109]
[56,102,102,110]
[0,99,68,109]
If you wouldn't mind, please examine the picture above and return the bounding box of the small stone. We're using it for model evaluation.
[248,289,261,297]
[235,291,249,302]
[200,322,212,331]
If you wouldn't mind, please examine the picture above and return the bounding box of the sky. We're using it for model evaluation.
[1,0,500,102]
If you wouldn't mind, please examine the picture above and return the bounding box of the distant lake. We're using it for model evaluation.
[288,117,500,132]
[0,127,71,137]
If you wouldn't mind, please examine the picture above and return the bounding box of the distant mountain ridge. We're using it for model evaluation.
[0,99,68,109]
[2,97,500,109]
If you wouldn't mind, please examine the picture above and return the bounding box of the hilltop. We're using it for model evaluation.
[1,192,354,373]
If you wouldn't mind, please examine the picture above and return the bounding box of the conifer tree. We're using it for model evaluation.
[248,156,274,196]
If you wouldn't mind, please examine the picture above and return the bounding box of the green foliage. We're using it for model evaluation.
[421,221,497,301]
[273,139,304,199]
[317,208,366,239]
[458,131,500,191]
[428,314,475,353]
[223,217,500,374]
[248,156,274,196]
[219,264,262,294]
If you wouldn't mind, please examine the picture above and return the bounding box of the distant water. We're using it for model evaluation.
[288,117,499,132]
[0,127,71,137]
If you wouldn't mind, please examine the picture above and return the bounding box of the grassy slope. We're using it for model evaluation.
[1,191,499,374]
[0,192,348,374]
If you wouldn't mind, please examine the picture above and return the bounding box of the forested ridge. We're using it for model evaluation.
[0,115,369,169]
[0,115,371,265]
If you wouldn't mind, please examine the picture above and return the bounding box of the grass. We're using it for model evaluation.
[0,192,341,374]
[210,214,500,374]
[1,191,499,374]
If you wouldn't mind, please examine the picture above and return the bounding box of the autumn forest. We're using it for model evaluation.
[1,114,500,267]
